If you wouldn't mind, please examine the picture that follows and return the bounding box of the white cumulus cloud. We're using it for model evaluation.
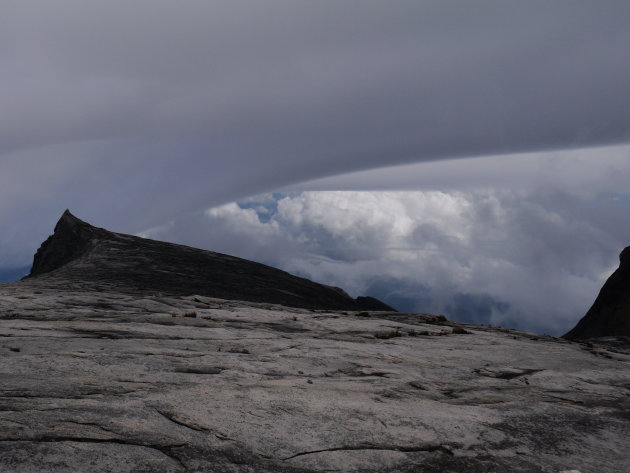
[143,187,630,336]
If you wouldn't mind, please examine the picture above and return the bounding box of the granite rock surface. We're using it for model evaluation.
[0,279,628,472]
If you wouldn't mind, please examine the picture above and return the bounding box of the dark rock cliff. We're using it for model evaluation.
[564,246,630,339]
[26,210,394,311]
[29,210,103,277]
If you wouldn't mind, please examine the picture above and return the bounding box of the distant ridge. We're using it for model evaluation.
[564,246,630,339]
[25,210,393,311]
[0,266,29,283]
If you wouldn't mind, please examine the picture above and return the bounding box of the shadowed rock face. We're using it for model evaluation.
[564,246,630,339]
[30,210,102,277]
[26,210,393,312]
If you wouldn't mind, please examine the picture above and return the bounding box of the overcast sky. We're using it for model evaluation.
[1,2,629,334]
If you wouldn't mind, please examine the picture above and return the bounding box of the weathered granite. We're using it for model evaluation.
[0,280,628,472]
[564,246,630,339]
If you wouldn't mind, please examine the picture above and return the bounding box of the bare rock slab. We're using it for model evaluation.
[1,283,629,472]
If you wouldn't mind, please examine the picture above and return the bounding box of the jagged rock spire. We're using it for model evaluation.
[28,210,97,277]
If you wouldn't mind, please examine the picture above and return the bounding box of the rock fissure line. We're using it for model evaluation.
[63,420,120,434]
[0,386,143,398]
[154,408,237,443]
[154,409,207,432]
[282,443,455,460]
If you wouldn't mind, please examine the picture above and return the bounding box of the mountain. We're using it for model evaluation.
[0,211,628,472]
[564,246,630,339]
[26,210,392,311]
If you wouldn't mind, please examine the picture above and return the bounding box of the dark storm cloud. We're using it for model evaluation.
[1,1,630,242]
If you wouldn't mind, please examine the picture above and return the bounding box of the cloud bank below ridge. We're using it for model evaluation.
[142,183,630,335]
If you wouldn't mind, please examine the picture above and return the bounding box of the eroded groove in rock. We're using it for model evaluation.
[153,409,208,433]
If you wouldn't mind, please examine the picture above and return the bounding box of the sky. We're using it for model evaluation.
[1,2,629,334]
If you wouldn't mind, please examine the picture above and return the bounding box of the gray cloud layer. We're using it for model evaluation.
[4,1,629,156]
[1,1,629,253]
[289,145,630,194]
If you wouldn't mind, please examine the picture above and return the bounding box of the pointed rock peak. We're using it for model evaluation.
[28,210,99,278]
[55,209,93,232]
[620,246,630,269]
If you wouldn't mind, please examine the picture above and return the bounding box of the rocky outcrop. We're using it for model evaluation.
[29,210,107,277]
[564,246,630,339]
[0,282,628,472]
[26,210,393,312]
